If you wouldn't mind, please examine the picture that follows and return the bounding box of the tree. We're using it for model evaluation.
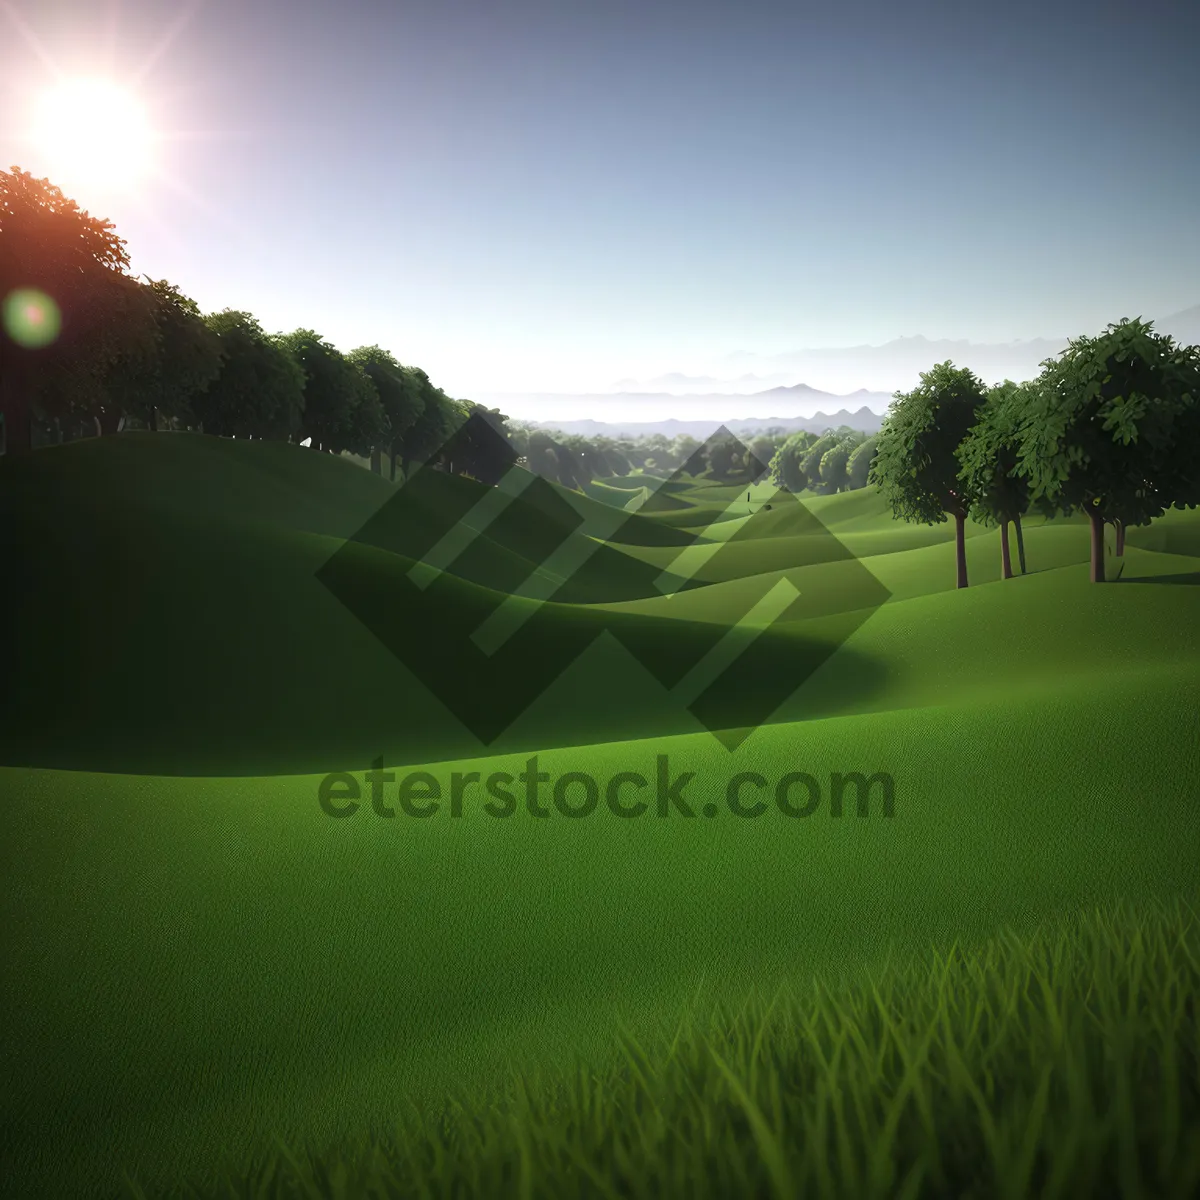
[707,435,742,479]
[640,433,676,474]
[798,432,841,490]
[325,364,387,459]
[192,310,305,439]
[747,434,779,474]
[397,370,457,478]
[590,434,630,477]
[59,272,160,437]
[347,345,425,479]
[671,434,700,473]
[816,433,865,494]
[525,429,564,483]
[104,279,224,433]
[273,329,366,451]
[769,431,816,493]
[845,435,878,490]
[427,396,470,472]
[956,381,1033,579]
[559,433,611,485]
[819,439,855,493]
[1015,318,1200,583]
[506,421,535,464]
[869,361,989,589]
[525,428,586,489]
[678,439,707,477]
[1107,379,1200,556]
[1153,386,1200,523]
[1,167,158,451]
[439,402,518,484]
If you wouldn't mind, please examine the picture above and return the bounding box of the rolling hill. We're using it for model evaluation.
[2,431,1198,1199]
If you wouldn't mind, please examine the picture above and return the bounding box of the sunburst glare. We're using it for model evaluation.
[30,77,154,196]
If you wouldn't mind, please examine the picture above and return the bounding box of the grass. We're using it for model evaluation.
[4,654,1198,1199]
[2,432,1199,1199]
[124,892,1200,1200]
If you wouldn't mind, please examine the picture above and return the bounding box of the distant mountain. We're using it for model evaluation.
[743,382,868,402]
[524,407,885,441]
[607,370,781,392]
[480,384,896,427]
[485,305,1200,423]
[710,335,1074,394]
[643,372,724,387]
[705,308,1200,393]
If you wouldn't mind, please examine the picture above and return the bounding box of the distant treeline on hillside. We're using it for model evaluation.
[3,164,1199,589]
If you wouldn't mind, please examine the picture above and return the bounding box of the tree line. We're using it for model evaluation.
[868,338,1200,586]
[512,425,881,495]
[0,166,879,500]
[0,167,511,480]
[4,166,1197,589]
[0,171,888,496]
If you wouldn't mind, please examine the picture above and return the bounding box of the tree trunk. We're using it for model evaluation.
[389,449,397,482]
[954,510,968,589]
[96,408,122,436]
[1013,512,1027,574]
[370,446,381,474]
[0,344,33,456]
[1000,519,1013,579]
[1088,508,1106,583]
[149,405,158,432]
[1115,519,1125,557]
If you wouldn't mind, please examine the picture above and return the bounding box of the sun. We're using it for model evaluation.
[31,78,154,195]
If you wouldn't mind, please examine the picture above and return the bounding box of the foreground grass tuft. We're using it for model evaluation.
[126,893,1200,1200]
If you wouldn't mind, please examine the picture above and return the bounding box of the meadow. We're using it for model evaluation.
[1,432,1198,1199]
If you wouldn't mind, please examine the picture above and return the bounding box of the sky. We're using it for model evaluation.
[2,0,1198,409]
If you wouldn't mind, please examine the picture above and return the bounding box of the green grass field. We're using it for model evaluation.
[2,433,1198,1199]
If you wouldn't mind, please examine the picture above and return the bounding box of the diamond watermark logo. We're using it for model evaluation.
[316,422,890,750]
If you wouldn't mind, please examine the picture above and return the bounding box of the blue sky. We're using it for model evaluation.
[2,0,1198,399]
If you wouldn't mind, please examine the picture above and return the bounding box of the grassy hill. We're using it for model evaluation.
[0,434,895,774]
[2,432,1198,1199]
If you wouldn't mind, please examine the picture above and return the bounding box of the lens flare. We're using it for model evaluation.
[2,288,63,348]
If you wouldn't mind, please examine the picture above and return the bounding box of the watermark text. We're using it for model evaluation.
[317,755,895,820]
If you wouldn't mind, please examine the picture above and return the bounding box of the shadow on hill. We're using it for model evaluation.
[0,434,893,776]
[1116,571,1200,586]
[0,561,892,772]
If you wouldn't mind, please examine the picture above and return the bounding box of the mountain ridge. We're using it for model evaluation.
[479,305,1199,422]
[521,406,886,440]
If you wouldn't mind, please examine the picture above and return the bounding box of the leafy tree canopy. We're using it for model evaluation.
[347,344,425,453]
[1,167,159,437]
[103,278,224,430]
[819,439,854,493]
[769,431,816,492]
[846,435,878,490]
[398,371,459,474]
[956,380,1033,527]
[870,361,989,524]
[194,310,305,440]
[1015,318,1200,528]
[274,329,366,450]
